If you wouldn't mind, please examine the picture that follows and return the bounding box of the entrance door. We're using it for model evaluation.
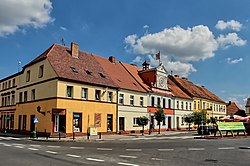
[168,117,172,129]
[107,114,113,132]
[119,117,125,131]
[177,117,180,130]
[54,115,66,133]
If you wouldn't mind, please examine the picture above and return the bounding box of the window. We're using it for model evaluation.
[19,92,23,102]
[133,117,139,126]
[12,79,15,87]
[38,65,44,78]
[81,88,88,100]
[163,98,166,108]
[22,115,27,130]
[73,113,82,132]
[95,90,101,101]
[31,89,35,101]
[168,99,171,108]
[67,86,73,98]
[181,117,184,125]
[24,91,28,102]
[85,70,92,75]
[189,103,192,110]
[108,92,113,102]
[2,97,4,106]
[26,70,30,82]
[198,101,200,109]
[2,83,4,90]
[157,97,161,106]
[11,95,15,105]
[119,94,124,105]
[186,102,188,110]
[8,80,11,88]
[177,101,179,109]
[130,95,134,106]
[99,72,106,78]
[203,102,206,109]
[162,117,166,126]
[151,96,155,107]
[140,97,144,107]
[194,101,196,109]
[7,96,10,105]
[181,101,184,109]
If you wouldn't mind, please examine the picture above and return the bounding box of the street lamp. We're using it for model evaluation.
[37,105,45,115]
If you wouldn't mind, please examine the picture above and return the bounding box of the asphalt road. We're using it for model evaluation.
[0,136,250,166]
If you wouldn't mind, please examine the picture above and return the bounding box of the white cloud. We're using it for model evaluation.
[60,26,67,31]
[226,57,243,64]
[132,56,144,64]
[125,25,218,62]
[0,0,53,37]
[215,20,242,31]
[143,25,149,29]
[217,33,246,49]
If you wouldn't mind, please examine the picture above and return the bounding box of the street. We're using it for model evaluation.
[0,136,250,166]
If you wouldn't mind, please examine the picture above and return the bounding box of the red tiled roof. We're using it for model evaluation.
[167,78,191,99]
[227,101,244,115]
[94,56,146,92]
[120,62,150,91]
[169,75,225,103]
[27,44,118,88]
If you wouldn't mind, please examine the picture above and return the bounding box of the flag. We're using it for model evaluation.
[155,51,160,60]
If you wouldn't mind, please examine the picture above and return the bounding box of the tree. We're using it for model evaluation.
[183,114,193,131]
[154,106,165,134]
[192,111,207,128]
[137,116,149,136]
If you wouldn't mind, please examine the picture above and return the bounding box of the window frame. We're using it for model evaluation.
[38,65,44,78]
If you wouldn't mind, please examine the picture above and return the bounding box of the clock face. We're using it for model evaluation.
[159,76,165,87]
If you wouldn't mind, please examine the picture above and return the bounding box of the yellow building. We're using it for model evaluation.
[0,42,118,137]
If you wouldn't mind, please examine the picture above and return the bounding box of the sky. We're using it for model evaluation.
[0,0,249,107]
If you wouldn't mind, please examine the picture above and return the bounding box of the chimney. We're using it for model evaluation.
[108,56,115,63]
[71,42,79,58]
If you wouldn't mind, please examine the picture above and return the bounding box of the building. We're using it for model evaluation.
[169,75,226,120]
[94,55,148,133]
[167,77,193,130]
[0,43,119,136]
[227,101,246,117]
[246,98,250,116]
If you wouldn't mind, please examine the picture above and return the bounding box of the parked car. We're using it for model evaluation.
[197,125,216,135]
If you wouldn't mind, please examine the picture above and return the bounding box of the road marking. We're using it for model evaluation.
[158,149,174,151]
[3,144,12,147]
[28,148,39,151]
[97,148,112,151]
[12,143,24,146]
[30,145,41,148]
[218,147,235,150]
[126,149,142,152]
[119,155,137,159]
[47,146,61,148]
[152,158,165,161]
[66,154,81,158]
[70,147,84,149]
[86,158,104,162]
[46,151,58,154]
[14,146,24,149]
[188,148,205,151]
[117,162,139,166]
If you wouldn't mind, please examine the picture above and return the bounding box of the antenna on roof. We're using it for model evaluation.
[60,37,65,46]
[18,60,21,72]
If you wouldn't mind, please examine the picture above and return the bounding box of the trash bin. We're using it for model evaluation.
[30,131,36,138]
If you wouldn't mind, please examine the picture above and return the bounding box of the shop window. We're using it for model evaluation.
[73,113,82,132]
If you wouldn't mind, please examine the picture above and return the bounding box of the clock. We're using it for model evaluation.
[158,76,165,87]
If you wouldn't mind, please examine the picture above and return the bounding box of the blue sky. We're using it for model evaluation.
[0,0,249,107]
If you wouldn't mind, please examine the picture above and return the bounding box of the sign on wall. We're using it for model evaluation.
[95,113,101,127]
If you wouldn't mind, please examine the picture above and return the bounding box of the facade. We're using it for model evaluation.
[94,55,148,133]
[0,43,118,136]
[246,98,250,116]
[169,75,226,120]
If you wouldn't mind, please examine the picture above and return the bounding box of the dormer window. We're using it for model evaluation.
[85,70,92,75]
[99,72,106,78]
[70,67,78,73]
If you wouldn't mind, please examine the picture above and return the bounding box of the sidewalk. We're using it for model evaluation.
[0,130,197,142]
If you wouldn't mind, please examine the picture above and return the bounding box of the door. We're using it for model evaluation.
[119,117,125,131]
[107,114,113,132]
[168,117,172,129]
[177,117,180,129]
[54,115,66,133]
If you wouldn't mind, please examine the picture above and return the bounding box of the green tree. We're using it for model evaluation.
[154,106,165,134]
[192,111,207,128]
[137,116,149,136]
[183,114,193,131]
